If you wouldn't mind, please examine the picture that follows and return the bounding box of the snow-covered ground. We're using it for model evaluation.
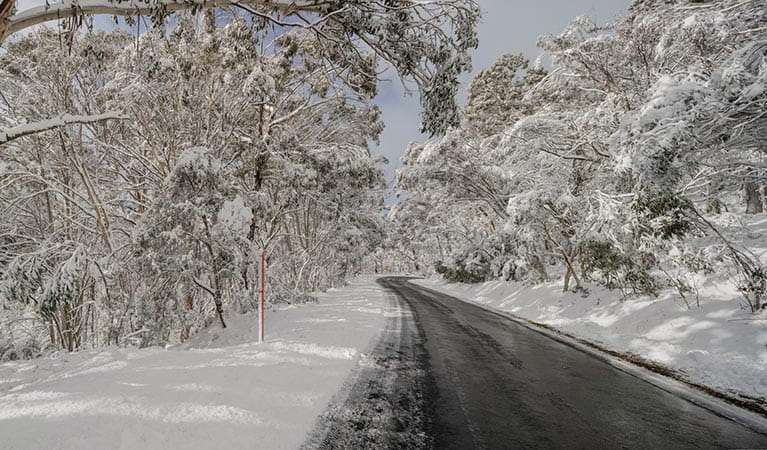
[412,273,767,406]
[0,276,391,450]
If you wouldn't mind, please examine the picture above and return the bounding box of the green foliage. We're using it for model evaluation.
[463,53,546,136]
[678,252,713,275]
[434,262,488,284]
[631,190,698,240]
[736,264,767,312]
[0,339,42,361]
[434,244,495,284]
[581,240,659,297]
[1,260,42,306]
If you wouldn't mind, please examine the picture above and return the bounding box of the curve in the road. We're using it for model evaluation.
[309,277,767,450]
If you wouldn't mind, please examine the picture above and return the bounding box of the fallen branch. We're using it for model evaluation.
[120,328,149,343]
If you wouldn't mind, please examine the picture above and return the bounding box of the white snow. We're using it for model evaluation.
[215,195,253,237]
[0,112,127,144]
[411,274,767,402]
[0,277,391,450]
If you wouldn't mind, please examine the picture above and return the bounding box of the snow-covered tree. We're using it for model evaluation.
[2,0,479,135]
[396,0,767,308]
[463,53,546,136]
[0,14,393,351]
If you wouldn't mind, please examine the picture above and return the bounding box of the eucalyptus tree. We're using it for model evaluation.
[2,0,479,136]
[0,7,406,352]
[396,0,767,305]
[0,30,133,353]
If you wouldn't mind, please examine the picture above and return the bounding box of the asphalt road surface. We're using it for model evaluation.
[308,277,767,449]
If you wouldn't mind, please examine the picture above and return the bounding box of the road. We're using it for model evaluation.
[308,277,767,449]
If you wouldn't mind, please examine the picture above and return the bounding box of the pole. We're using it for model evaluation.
[259,251,265,343]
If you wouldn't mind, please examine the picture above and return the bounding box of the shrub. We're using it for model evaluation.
[581,240,659,297]
[434,261,489,284]
[631,190,699,241]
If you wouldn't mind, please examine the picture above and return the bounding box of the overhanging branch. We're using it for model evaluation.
[0,112,129,145]
[2,0,328,43]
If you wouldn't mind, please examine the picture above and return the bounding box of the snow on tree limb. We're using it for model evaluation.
[1,0,325,42]
[2,0,479,135]
[0,112,128,145]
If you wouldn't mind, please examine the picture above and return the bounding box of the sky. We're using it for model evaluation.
[373,0,633,195]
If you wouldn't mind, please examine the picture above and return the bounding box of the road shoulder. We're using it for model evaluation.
[302,280,434,449]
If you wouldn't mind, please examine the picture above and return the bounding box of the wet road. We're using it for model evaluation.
[310,277,767,449]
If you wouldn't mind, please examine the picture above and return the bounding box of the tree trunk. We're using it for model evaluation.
[48,320,56,348]
[61,303,73,352]
[560,250,582,292]
[202,215,227,328]
[745,181,764,214]
[706,176,722,214]
[530,254,548,282]
[0,0,15,47]
[180,293,193,342]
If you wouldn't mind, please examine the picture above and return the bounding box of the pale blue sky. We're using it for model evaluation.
[373,0,633,190]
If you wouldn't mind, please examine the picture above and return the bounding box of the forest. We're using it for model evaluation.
[389,0,767,313]
[1,0,766,359]
[0,0,478,355]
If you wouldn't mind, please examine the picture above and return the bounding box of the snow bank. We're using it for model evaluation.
[412,275,767,404]
[0,277,391,450]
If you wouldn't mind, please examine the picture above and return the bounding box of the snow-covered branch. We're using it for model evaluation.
[0,112,128,145]
[2,0,325,42]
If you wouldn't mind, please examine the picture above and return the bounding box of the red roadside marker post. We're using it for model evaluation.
[259,251,266,343]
